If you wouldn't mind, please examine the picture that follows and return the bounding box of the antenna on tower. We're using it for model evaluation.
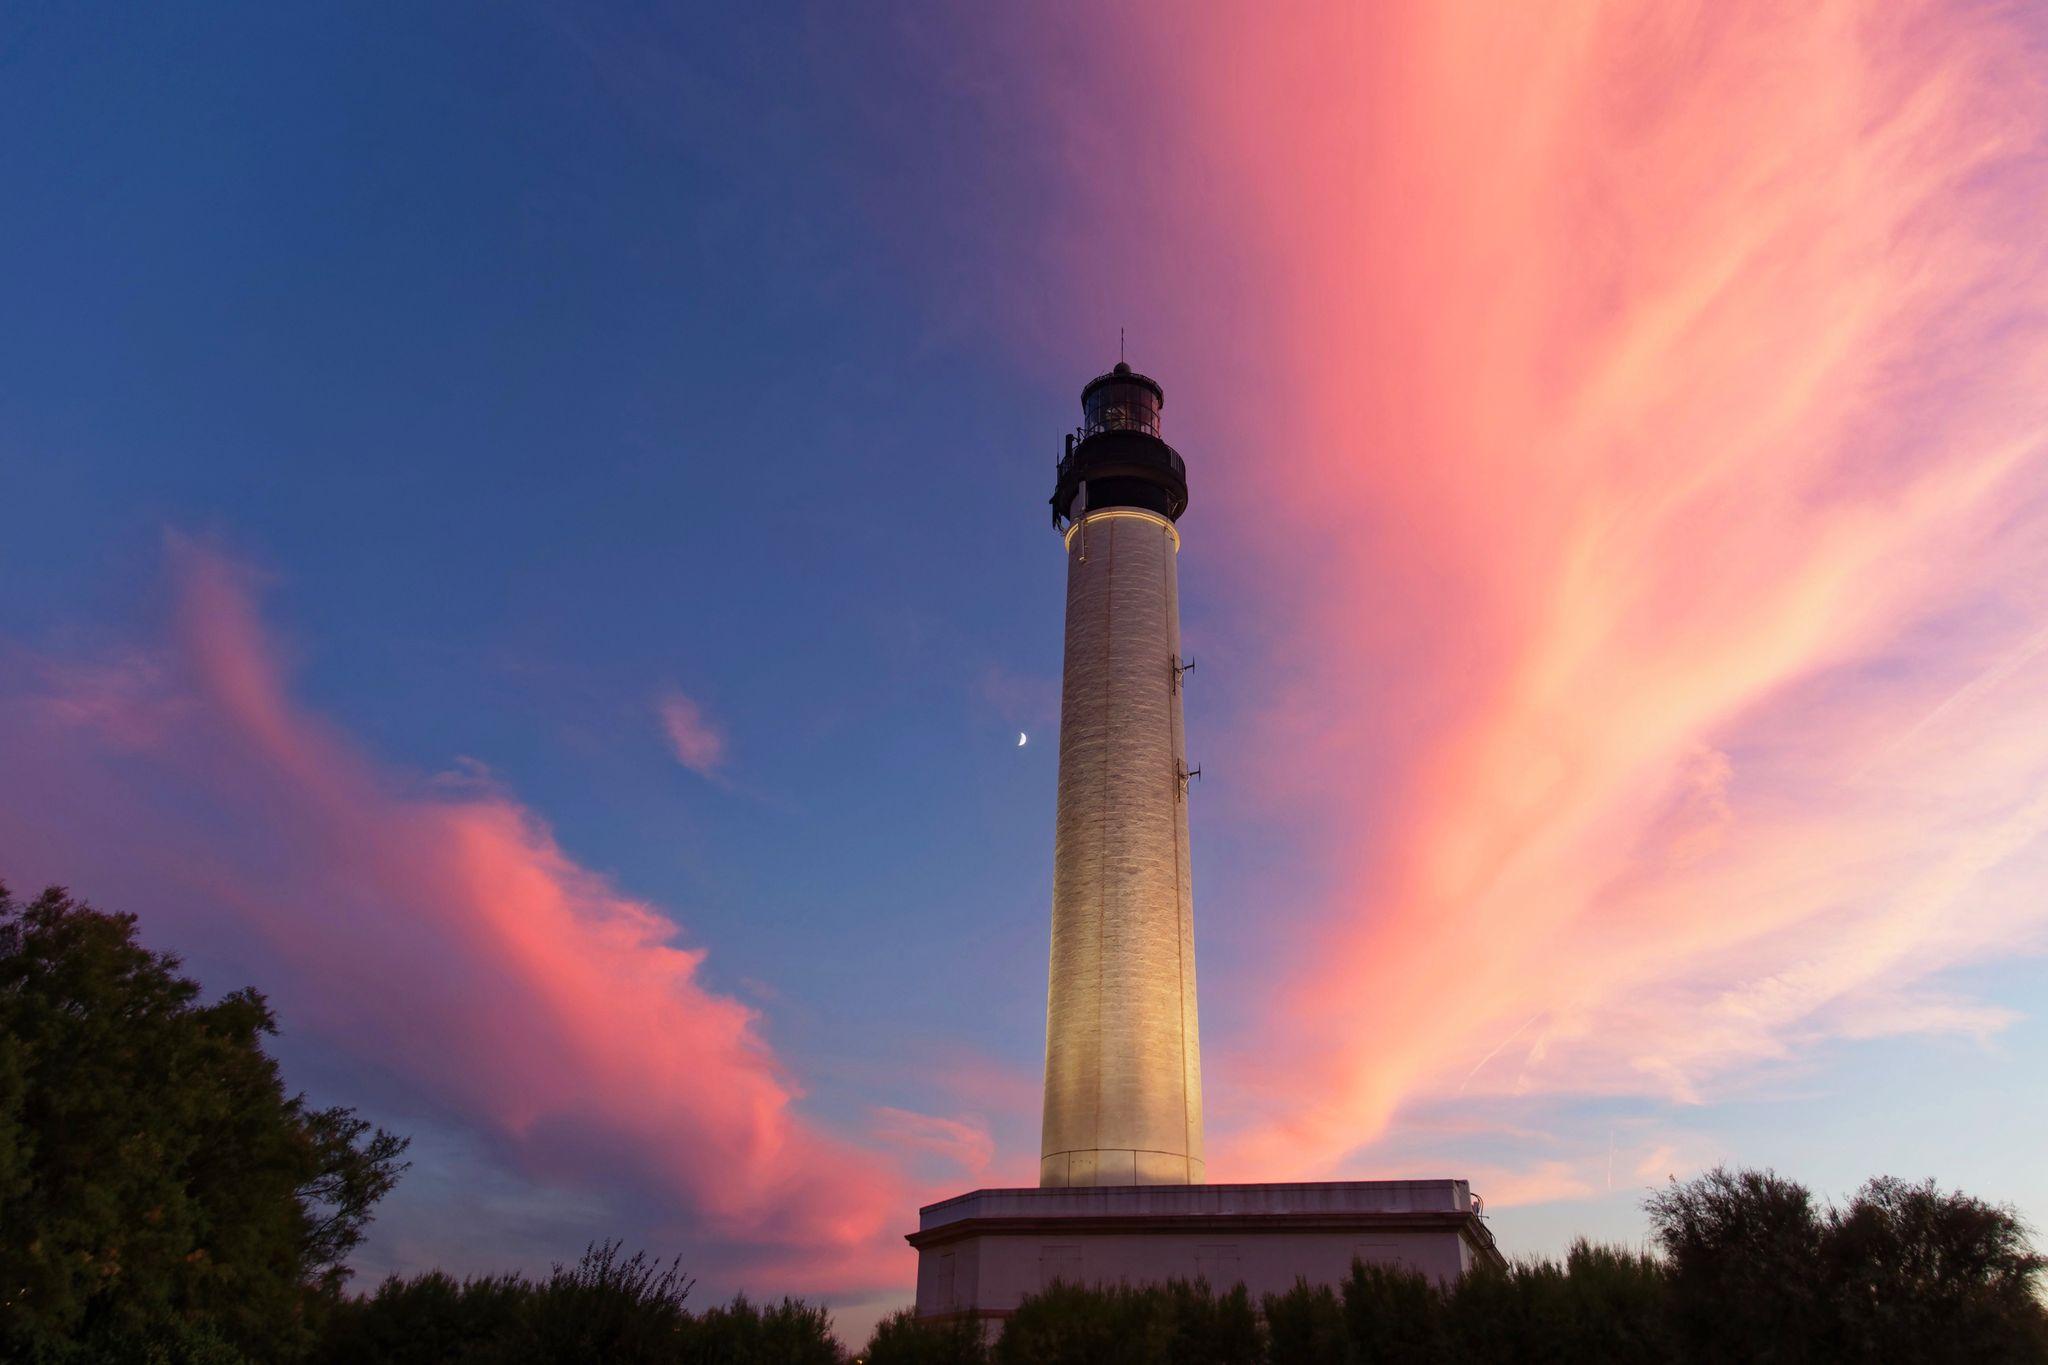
[1120,326,1125,363]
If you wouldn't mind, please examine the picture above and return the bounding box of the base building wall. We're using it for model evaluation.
[909,1180,1501,1331]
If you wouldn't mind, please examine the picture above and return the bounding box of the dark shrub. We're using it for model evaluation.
[1342,1261,1448,1364]
[313,1243,719,1364]
[862,1308,990,1365]
[1261,1279,1346,1365]
[1553,1240,1673,1364]
[312,1268,532,1364]
[1443,1242,1673,1365]
[997,1278,1257,1365]
[995,1281,1136,1365]
[511,1242,698,1361]
[686,1292,844,1364]
[1157,1279,1260,1364]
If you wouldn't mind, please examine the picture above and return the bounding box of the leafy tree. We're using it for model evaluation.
[1823,1176,2048,1364]
[0,883,408,1362]
[861,1307,990,1365]
[1648,1166,2048,1365]
[1645,1165,1826,1364]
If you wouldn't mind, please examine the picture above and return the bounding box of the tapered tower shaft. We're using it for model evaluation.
[1040,363,1203,1188]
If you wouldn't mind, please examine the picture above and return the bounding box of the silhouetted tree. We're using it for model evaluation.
[0,883,408,1363]
[1823,1175,2048,1363]
[1647,1165,2048,1365]
[1645,1165,1826,1364]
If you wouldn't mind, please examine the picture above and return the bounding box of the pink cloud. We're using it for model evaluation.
[0,539,914,1289]
[657,689,726,777]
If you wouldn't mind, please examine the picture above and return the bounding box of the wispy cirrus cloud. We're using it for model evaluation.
[1027,0,2048,1186]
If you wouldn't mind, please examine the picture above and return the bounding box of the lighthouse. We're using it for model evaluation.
[1040,361,1203,1188]
[905,362,1499,1330]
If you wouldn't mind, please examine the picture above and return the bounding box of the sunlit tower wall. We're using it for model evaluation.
[1040,362,1204,1188]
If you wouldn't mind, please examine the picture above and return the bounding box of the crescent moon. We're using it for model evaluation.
[1017,732,1028,747]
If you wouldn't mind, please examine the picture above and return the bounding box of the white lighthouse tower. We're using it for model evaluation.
[905,360,1500,1332]
[1040,361,1204,1188]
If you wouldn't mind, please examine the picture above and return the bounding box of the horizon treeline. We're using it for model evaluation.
[3,881,2044,1363]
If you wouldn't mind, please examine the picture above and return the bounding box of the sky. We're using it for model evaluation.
[6,0,2048,1341]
